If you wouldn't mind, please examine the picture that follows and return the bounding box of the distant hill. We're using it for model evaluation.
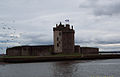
[99,51,120,53]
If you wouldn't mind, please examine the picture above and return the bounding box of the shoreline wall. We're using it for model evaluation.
[1,54,120,63]
[80,47,99,54]
[6,45,54,56]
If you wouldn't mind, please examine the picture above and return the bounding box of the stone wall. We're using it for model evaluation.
[80,47,99,54]
[6,45,99,56]
[62,31,74,54]
[6,47,22,56]
[6,45,54,56]
[74,45,80,53]
[54,30,62,53]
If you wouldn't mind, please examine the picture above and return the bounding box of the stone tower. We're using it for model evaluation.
[53,22,75,54]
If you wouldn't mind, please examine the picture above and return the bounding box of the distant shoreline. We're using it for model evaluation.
[0,54,120,63]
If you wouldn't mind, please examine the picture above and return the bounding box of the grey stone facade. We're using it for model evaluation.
[6,45,53,56]
[80,47,99,54]
[53,22,75,54]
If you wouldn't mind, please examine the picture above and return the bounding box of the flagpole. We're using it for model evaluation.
[65,19,69,24]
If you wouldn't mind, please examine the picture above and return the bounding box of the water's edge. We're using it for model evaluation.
[0,54,120,63]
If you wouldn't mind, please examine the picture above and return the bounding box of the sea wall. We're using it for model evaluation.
[80,47,99,54]
[6,45,99,56]
[0,58,3,62]
[2,54,120,63]
[74,45,80,53]
[6,45,54,56]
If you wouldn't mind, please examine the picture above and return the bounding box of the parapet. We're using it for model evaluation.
[53,22,74,32]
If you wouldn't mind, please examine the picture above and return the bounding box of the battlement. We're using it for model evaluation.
[53,22,74,33]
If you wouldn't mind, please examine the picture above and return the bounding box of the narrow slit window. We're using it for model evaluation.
[57,37,59,41]
[57,43,59,47]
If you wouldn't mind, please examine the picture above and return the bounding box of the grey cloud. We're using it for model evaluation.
[75,39,120,45]
[75,29,120,49]
[96,40,120,45]
[20,32,53,45]
[1,0,120,53]
[98,44,120,51]
[79,0,120,16]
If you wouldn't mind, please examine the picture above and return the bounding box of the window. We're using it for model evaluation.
[57,37,59,41]
[59,32,61,36]
[57,43,59,47]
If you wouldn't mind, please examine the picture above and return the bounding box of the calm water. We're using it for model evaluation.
[0,59,120,77]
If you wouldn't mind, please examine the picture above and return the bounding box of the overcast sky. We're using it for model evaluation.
[0,0,120,53]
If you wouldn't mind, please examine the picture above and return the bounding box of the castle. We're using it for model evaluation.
[6,22,99,56]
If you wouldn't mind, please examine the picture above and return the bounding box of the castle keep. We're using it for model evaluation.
[6,22,99,56]
[53,22,74,54]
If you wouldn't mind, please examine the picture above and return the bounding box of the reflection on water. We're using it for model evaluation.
[53,61,78,77]
[0,59,120,77]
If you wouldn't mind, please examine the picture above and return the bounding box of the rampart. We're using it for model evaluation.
[80,47,99,54]
[6,45,53,56]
